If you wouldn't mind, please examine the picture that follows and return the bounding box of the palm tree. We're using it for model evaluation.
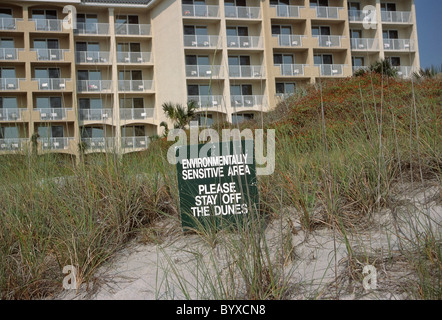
[161,101,198,129]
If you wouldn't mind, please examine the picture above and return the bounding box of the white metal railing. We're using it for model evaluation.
[231,95,264,108]
[0,108,26,121]
[188,95,223,108]
[115,24,151,36]
[117,52,152,63]
[348,10,370,22]
[182,4,220,18]
[395,66,413,78]
[0,18,19,30]
[381,11,412,23]
[75,23,109,35]
[351,38,379,50]
[79,108,112,121]
[186,65,222,78]
[226,36,262,48]
[274,5,302,18]
[77,80,112,92]
[315,6,342,19]
[76,51,110,63]
[383,39,414,51]
[33,78,69,90]
[0,138,27,151]
[276,64,306,76]
[40,137,72,150]
[120,108,154,120]
[37,108,69,120]
[31,19,63,31]
[275,34,304,47]
[32,49,68,61]
[0,78,23,90]
[318,64,345,76]
[352,66,369,74]
[81,137,116,150]
[315,35,343,47]
[121,136,150,149]
[184,35,221,48]
[118,80,154,92]
[0,48,21,60]
[229,65,264,78]
[224,6,260,19]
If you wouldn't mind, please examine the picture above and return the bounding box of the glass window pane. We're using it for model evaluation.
[229,56,239,65]
[230,85,241,95]
[36,97,49,108]
[187,85,199,95]
[2,97,17,108]
[90,98,102,109]
[241,84,252,95]
[51,126,64,138]
[79,98,90,109]
[197,56,210,65]
[50,97,62,108]
[186,55,197,65]
[133,98,144,108]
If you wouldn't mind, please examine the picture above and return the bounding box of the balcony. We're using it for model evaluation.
[395,66,413,78]
[120,108,154,120]
[0,18,19,30]
[276,64,306,76]
[226,36,263,49]
[33,78,69,90]
[79,108,112,121]
[351,38,379,51]
[182,4,219,18]
[383,39,415,51]
[186,65,223,78]
[275,34,304,47]
[0,108,26,121]
[224,6,260,19]
[0,78,23,90]
[36,108,69,121]
[381,11,412,24]
[121,136,150,149]
[76,51,110,64]
[314,6,343,19]
[81,137,116,151]
[117,52,152,64]
[0,48,21,60]
[40,137,72,150]
[273,5,302,18]
[32,49,69,61]
[188,95,223,108]
[118,80,154,92]
[352,66,368,74]
[231,95,265,108]
[315,35,344,48]
[77,80,112,93]
[31,19,63,32]
[229,65,264,78]
[115,24,151,36]
[348,10,370,23]
[0,138,27,152]
[318,64,345,76]
[74,23,109,35]
[184,35,221,48]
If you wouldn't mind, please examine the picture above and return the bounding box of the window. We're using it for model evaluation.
[116,15,139,25]
[76,14,98,33]
[314,54,333,64]
[383,30,398,39]
[186,55,210,66]
[270,0,290,6]
[0,38,14,48]
[0,96,17,109]
[387,56,401,66]
[81,126,105,138]
[226,26,248,37]
[0,126,19,139]
[31,9,57,20]
[272,25,292,36]
[79,98,103,110]
[38,125,64,138]
[310,0,329,7]
[352,56,365,67]
[232,113,254,124]
[117,42,140,53]
[120,97,144,109]
[380,3,396,12]
[76,42,100,52]
[0,67,16,78]
[273,53,294,65]
[122,126,145,137]
[350,29,362,39]
[348,2,361,11]
[188,84,212,96]
[77,70,101,81]
[34,68,60,79]
[36,97,62,109]
[119,70,142,81]
[225,0,246,6]
[276,82,296,94]
[195,114,213,127]
[0,8,12,18]
[312,26,331,36]
[230,84,252,96]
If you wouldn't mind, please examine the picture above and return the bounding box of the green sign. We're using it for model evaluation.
[176,140,259,232]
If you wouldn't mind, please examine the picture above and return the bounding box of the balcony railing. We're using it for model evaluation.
[315,35,343,47]
[118,80,154,92]
[117,52,152,64]
[352,66,369,74]
[273,5,302,18]
[0,48,21,60]
[348,10,370,22]
[318,64,345,76]
[0,138,27,151]
[275,34,304,47]
[395,66,413,78]
[79,108,112,121]
[0,108,26,121]
[74,23,109,35]
[231,95,264,108]
[33,78,69,90]
[40,137,72,150]
[120,108,154,120]
[188,95,223,108]
[276,64,306,76]
[351,38,379,51]
[224,6,260,19]
[32,49,68,61]
[315,6,342,19]
[383,39,414,51]
[76,51,110,63]
[121,136,150,149]
[182,4,219,18]
[0,78,23,90]
[81,137,116,150]
[229,65,264,78]
[32,19,63,32]
[184,35,221,48]
[77,80,112,93]
[115,24,151,36]
[37,108,69,120]
[0,18,19,30]
[226,36,263,49]
[186,65,222,78]
[381,11,412,24]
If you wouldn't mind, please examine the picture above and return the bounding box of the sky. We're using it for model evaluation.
[415,0,442,69]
